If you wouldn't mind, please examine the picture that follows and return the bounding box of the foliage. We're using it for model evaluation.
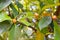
[0,0,60,40]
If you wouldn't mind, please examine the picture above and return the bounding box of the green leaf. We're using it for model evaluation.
[44,0,54,5]
[0,12,11,22]
[9,24,20,40]
[38,16,52,30]
[40,2,45,9]
[20,18,31,26]
[0,21,11,34]
[0,0,11,11]
[18,12,33,26]
[41,27,49,34]
[53,21,60,40]
[10,3,19,18]
[26,12,34,20]
[15,1,23,8]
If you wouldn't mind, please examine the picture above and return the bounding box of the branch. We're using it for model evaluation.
[18,21,37,32]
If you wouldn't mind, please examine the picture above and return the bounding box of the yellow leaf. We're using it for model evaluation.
[35,31,44,40]
[42,11,51,17]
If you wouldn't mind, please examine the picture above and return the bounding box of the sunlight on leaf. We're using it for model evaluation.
[0,0,11,11]
[53,21,60,40]
[0,12,11,22]
[9,24,21,40]
[38,16,52,30]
